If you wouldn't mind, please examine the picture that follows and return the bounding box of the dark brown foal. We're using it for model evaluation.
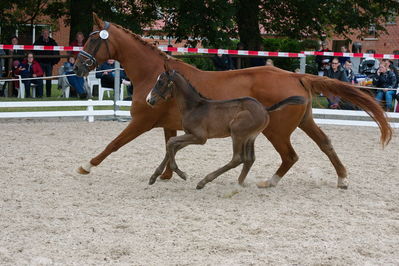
[146,69,306,189]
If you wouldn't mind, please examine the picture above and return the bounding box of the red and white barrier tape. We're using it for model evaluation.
[4,44,399,59]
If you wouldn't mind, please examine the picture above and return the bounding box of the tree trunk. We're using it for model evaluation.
[235,0,262,68]
[236,0,262,50]
[69,0,94,43]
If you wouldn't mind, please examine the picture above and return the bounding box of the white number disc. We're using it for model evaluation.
[99,30,109,39]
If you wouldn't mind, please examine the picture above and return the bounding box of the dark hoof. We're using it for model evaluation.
[338,184,348,190]
[77,166,90,175]
[178,171,187,181]
[196,183,205,190]
[149,178,156,185]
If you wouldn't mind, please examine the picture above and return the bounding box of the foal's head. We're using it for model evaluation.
[146,70,176,106]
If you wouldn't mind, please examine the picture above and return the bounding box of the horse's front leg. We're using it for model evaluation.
[159,129,177,180]
[149,153,170,185]
[77,114,155,174]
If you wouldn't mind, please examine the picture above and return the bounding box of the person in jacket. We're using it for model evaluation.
[373,64,397,111]
[59,56,87,98]
[69,32,86,57]
[324,57,349,109]
[16,53,44,97]
[95,59,126,89]
[33,29,60,97]
[213,54,235,71]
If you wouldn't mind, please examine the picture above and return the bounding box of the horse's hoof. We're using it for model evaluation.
[337,178,348,189]
[149,178,156,185]
[77,166,90,175]
[179,172,187,181]
[196,183,205,190]
[256,180,273,188]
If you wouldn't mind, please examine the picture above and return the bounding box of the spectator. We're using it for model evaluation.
[372,64,397,111]
[250,44,266,67]
[166,44,173,56]
[33,29,60,97]
[381,59,399,88]
[233,42,245,69]
[344,60,355,83]
[266,59,274,66]
[70,32,86,57]
[315,41,332,75]
[6,36,25,74]
[60,56,87,99]
[8,60,21,97]
[338,46,350,66]
[324,57,349,109]
[16,52,44,98]
[212,54,235,71]
[95,59,127,89]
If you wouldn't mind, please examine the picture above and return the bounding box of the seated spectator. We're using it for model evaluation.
[70,32,86,57]
[372,64,397,111]
[122,78,134,101]
[212,53,235,71]
[59,56,87,98]
[8,60,21,97]
[338,46,350,66]
[6,36,25,74]
[96,59,127,88]
[16,53,44,98]
[324,57,349,109]
[266,59,274,66]
[381,59,399,88]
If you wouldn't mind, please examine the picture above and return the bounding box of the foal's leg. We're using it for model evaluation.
[299,116,348,189]
[77,115,154,174]
[238,138,256,185]
[159,129,176,180]
[196,136,243,189]
[149,141,190,185]
[167,134,207,180]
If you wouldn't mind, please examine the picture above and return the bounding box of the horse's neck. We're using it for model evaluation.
[112,35,164,85]
[172,74,204,112]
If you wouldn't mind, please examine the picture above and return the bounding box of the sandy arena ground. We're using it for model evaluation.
[0,119,398,265]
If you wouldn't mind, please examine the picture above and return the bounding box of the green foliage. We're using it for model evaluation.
[181,55,215,71]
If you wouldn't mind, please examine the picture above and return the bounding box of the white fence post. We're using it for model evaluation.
[87,99,94,122]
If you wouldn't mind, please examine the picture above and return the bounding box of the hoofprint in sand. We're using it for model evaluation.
[0,120,398,265]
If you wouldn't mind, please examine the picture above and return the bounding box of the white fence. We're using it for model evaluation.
[0,100,398,128]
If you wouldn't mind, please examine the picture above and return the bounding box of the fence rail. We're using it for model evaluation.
[0,100,398,128]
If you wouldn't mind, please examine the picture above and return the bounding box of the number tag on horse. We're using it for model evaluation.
[99,30,109,40]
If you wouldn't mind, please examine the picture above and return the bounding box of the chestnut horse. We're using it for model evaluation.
[74,14,391,189]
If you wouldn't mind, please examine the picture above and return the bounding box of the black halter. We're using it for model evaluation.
[152,70,176,99]
[77,21,111,69]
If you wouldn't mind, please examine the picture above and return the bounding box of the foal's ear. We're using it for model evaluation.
[93,13,105,29]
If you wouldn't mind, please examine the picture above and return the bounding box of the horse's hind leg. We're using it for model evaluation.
[238,138,256,185]
[257,134,298,188]
[77,116,154,174]
[299,117,348,189]
[196,136,243,189]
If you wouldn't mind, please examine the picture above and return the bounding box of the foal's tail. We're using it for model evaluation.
[266,96,307,112]
[298,74,392,146]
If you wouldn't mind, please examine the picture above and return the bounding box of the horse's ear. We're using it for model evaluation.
[93,13,104,29]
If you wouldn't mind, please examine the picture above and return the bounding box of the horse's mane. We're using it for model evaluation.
[175,71,210,100]
[113,24,181,62]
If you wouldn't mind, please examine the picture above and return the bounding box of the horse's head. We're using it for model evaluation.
[146,65,176,106]
[74,13,118,77]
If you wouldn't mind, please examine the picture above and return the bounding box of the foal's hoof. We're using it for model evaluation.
[196,183,205,190]
[149,175,158,185]
[178,171,188,181]
[77,166,90,175]
[256,180,274,188]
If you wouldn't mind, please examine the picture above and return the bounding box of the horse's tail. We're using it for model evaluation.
[299,74,392,146]
[266,96,307,112]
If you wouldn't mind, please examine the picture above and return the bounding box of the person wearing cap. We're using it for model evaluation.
[315,41,332,74]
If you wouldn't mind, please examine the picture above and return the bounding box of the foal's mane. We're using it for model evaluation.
[175,71,210,100]
[113,24,181,62]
